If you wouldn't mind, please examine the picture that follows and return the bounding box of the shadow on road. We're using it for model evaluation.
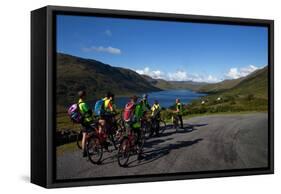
[145,138,173,148]
[101,154,117,165]
[98,122,207,167]
[166,123,208,129]
[157,123,208,138]
[126,138,203,168]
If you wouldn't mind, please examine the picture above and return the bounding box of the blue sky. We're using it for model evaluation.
[57,15,268,83]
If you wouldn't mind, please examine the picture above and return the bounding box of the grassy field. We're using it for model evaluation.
[160,95,267,122]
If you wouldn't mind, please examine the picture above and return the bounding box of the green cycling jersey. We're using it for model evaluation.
[176,102,183,115]
[78,98,93,124]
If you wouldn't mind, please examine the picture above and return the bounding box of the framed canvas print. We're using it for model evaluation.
[31,5,274,188]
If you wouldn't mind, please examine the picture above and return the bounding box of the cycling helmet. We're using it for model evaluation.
[131,95,138,102]
[78,90,86,98]
[107,92,114,98]
[142,94,148,99]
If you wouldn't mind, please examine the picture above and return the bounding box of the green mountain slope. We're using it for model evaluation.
[198,66,268,96]
[186,66,268,114]
[221,66,268,99]
[198,77,245,93]
[141,75,207,91]
[56,52,268,112]
[56,53,161,105]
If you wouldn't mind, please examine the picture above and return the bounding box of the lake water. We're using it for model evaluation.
[115,90,206,108]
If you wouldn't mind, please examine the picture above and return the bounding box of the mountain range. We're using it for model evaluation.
[57,53,160,105]
[198,66,268,99]
[56,53,268,105]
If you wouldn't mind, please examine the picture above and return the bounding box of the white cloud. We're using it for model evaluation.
[206,75,221,83]
[135,67,220,83]
[225,65,259,79]
[136,64,262,82]
[167,70,188,81]
[82,46,121,55]
[136,67,165,79]
[105,30,112,36]
[184,73,221,83]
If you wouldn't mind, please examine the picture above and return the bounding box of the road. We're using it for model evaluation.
[56,113,268,180]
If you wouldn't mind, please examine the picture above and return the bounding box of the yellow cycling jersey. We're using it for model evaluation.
[103,97,113,112]
[151,103,161,116]
[151,104,160,112]
[103,97,109,108]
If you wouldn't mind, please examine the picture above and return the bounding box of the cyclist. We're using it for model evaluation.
[151,100,161,135]
[140,94,151,113]
[98,92,115,130]
[123,96,145,160]
[98,92,116,150]
[174,98,184,129]
[151,100,161,117]
[77,90,94,157]
[103,92,116,114]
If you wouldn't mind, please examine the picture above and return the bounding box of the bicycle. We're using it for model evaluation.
[117,124,145,167]
[76,117,116,164]
[84,123,104,164]
[76,116,99,150]
[149,116,167,136]
[172,113,180,131]
[142,111,167,137]
[86,122,117,165]
[103,112,124,150]
[77,114,123,150]
[140,115,151,139]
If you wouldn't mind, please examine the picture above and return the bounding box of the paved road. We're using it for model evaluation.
[57,113,268,180]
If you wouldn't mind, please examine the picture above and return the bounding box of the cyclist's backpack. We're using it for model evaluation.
[94,99,105,116]
[67,103,82,124]
[123,102,135,122]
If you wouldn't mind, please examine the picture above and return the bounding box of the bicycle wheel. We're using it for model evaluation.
[172,115,179,130]
[143,121,151,138]
[117,137,130,167]
[108,132,117,150]
[112,121,124,149]
[76,130,82,149]
[159,120,167,134]
[117,122,125,144]
[86,135,103,164]
[150,119,159,137]
[138,130,145,150]
[117,117,125,129]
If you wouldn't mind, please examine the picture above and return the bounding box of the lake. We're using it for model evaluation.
[115,90,205,108]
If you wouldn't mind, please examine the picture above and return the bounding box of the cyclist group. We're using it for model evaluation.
[70,90,184,161]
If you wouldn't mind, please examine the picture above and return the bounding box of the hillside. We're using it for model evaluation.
[220,66,268,99]
[56,53,161,105]
[198,77,245,93]
[197,67,268,95]
[141,75,207,91]
[56,53,268,131]
[56,52,268,112]
[184,66,269,114]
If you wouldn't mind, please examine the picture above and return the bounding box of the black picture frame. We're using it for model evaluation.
[31,5,274,188]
